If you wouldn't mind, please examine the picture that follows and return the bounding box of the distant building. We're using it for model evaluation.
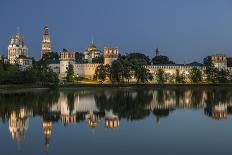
[59,49,75,77]
[41,26,52,58]
[84,41,101,63]
[8,31,28,64]
[104,47,119,65]
[211,54,227,70]
[49,47,119,79]
[155,48,160,57]
[16,55,33,71]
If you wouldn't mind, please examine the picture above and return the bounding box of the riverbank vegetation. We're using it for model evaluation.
[0,54,59,87]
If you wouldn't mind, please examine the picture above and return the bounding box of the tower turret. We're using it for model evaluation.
[155,48,160,57]
[104,47,119,65]
[41,26,52,58]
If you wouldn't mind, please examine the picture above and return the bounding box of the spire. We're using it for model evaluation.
[22,36,25,47]
[15,28,20,46]
[44,26,49,35]
[155,48,160,57]
[10,35,14,45]
[91,36,94,45]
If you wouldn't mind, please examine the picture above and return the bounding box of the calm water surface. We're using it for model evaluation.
[0,87,232,155]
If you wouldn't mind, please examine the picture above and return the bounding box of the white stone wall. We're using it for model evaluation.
[74,64,100,79]
[104,57,118,65]
[60,60,75,77]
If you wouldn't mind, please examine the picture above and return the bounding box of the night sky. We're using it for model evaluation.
[0,0,232,63]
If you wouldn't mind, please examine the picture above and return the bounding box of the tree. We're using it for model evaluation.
[134,65,153,83]
[204,62,218,83]
[125,53,151,65]
[111,60,123,83]
[94,64,107,83]
[175,69,185,84]
[75,52,84,63]
[92,56,104,63]
[156,69,167,84]
[151,55,175,65]
[121,60,133,83]
[66,63,75,82]
[227,57,232,67]
[189,67,202,83]
[217,69,230,83]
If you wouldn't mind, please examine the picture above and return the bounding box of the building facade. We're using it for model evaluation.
[211,54,227,70]
[104,47,119,65]
[41,26,52,58]
[83,41,101,63]
[49,47,119,79]
[8,32,28,64]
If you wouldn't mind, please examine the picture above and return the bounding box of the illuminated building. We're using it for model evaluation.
[104,47,119,65]
[211,54,227,70]
[84,41,101,63]
[41,26,52,58]
[59,49,75,77]
[8,31,29,64]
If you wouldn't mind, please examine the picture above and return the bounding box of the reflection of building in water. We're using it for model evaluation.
[178,90,207,108]
[43,121,52,149]
[205,104,228,120]
[147,90,176,111]
[8,108,32,143]
[50,92,99,126]
[105,110,119,128]
[85,113,99,128]
[148,90,176,124]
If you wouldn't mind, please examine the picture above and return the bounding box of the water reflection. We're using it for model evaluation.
[1,87,232,150]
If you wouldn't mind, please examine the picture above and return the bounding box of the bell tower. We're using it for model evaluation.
[41,26,52,58]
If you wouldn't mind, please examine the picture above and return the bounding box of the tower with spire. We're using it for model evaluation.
[8,29,28,64]
[41,26,52,58]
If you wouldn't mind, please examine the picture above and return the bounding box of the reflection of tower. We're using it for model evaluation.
[85,112,99,128]
[8,109,30,144]
[43,121,52,150]
[204,104,228,120]
[41,26,52,58]
[105,110,119,128]
[60,93,76,125]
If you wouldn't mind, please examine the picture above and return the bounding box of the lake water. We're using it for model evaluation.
[0,87,232,155]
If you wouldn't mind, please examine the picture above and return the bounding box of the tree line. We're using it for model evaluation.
[93,53,232,84]
[0,54,59,87]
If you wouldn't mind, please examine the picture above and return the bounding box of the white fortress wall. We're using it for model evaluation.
[74,64,100,79]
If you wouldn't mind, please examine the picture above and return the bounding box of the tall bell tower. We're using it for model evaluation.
[41,26,52,58]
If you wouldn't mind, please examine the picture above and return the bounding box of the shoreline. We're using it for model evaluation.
[1,83,232,90]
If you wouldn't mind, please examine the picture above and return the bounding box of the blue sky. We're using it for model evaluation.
[0,0,232,63]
